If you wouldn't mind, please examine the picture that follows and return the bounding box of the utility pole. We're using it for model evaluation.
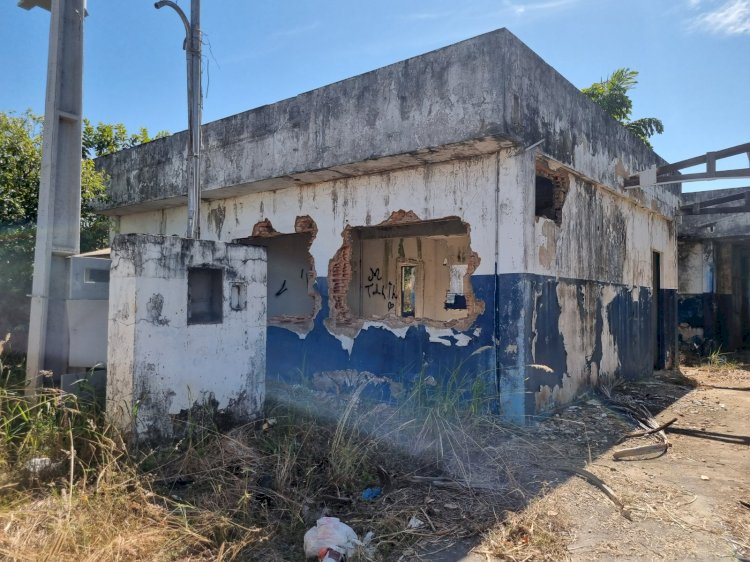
[20,0,86,391]
[155,0,202,239]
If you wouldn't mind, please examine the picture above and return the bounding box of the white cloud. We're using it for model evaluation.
[401,0,579,24]
[402,10,457,21]
[691,0,750,35]
[271,21,320,39]
[502,0,579,16]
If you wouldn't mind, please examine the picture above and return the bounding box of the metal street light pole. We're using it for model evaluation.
[155,0,202,239]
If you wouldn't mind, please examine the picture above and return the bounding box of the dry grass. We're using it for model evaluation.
[704,348,743,371]
[0,478,216,561]
[0,388,583,561]
[476,492,571,561]
[0,420,237,562]
[0,346,259,562]
[0,344,588,561]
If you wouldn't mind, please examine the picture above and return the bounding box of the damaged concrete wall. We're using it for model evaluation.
[95,25,681,423]
[349,228,476,325]
[677,241,716,345]
[679,187,750,240]
[115,153,517,417]
[111,142,677,422]
[716,242,746,350]
[677,187,750,351]
[107,234,266,440]
[519,156,679,413]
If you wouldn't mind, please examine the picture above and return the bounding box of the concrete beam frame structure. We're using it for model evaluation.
[23,0,85,390]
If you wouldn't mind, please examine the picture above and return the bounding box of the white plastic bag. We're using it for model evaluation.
[303,517,359,559]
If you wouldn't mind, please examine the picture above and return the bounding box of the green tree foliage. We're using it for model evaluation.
[0,110,167,346]
[581,68,664,147]
[82,119,169,160]
[0,112,42,227]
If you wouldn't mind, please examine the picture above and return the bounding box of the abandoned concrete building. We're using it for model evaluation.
[93,28,679,425]
[678,186,750,352]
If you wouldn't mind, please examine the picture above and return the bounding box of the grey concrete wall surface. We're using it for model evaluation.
[69,256,110,300]
[679,186,750,240]
[95,28,671,217]
[106,234,267,441]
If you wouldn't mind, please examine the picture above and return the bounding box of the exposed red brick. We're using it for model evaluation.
[326,216,484,334]
[380,209,422,225]
[251,218,278,238]
[295,215,318,237]
[536,162,570,226]
[327,226,354,325]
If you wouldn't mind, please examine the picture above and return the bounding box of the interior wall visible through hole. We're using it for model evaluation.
[348,230,474,323]
[249,233,317,322]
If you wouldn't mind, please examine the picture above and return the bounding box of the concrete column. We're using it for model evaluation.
[25,0,85,389]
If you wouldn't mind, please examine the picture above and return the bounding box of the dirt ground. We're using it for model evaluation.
[456,361,750,562]
[246,359,749,561]
[540,371,747,560]
[253,361,750,561]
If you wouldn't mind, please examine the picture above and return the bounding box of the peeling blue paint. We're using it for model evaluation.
[266,273,676,423]
[268,275,510,410]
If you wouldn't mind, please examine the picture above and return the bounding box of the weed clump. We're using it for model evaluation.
[0,337,233,561]
[0,336,574,560]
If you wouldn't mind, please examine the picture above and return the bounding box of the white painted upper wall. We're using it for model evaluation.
[678,241,706,294]
[107,236,267,435]
[525,163,678,289]
[117,153,512,277]
[115,149,677,289]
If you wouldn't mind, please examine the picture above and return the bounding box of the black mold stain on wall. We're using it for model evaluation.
[522,276,676,416]
[572,180,627,282]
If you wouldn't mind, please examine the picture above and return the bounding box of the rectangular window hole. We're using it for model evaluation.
[400,265,416,318]
[230,282,247,311]
[84,267,110,284]
[535,175,557,221]
[188,267,223,325]
[534,165,569,226]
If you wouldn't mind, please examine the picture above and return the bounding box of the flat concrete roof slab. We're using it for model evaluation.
[96,28,667,215]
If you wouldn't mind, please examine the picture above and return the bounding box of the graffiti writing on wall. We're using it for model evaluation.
[364,267,398,310]
[274,269,309,298]
[275,280,288,297]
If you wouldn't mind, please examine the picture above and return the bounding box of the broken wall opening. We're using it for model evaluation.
[327,211,483,334]
[535,162,569,226]
[235,216,320,334]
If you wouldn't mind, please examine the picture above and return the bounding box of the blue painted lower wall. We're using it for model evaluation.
[267,275,509,410]
[266,273,676,422]
[677,292,734,349]
[521,275,676,415]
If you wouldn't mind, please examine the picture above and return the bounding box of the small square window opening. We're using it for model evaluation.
[188,267,223,324]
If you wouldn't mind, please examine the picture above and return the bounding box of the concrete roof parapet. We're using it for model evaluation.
[95,28,669,215]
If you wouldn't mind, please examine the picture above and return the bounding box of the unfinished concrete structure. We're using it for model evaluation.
[106,234,267,439]
[96,29,679,422]
[678,186,750,351]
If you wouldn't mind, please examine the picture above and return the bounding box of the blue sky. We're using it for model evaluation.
[1,0,748,192]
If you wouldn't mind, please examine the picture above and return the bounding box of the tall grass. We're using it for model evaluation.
[0,336,241,561]
[0,335,571,560]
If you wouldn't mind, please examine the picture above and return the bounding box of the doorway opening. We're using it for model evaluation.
[652,251,663,369]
